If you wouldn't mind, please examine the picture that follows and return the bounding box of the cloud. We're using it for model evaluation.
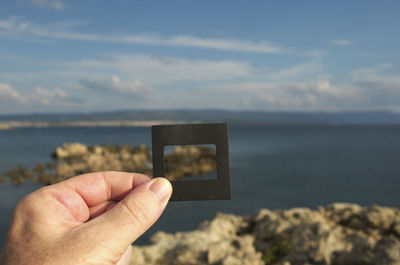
[0,83,27,103]
[349,66,400,110]
[0,53,311,98]
[0,82,82,112]
[266,61,323,80]
[71,62,400,112]
[71,55,254,86]
[30,86,69,105]
[330,39,354,46]
[351,67,400,93]
[48,56,342,111]
[69,55,326,87]
[204,80,359,111]
[3,45,399,112]
[156,35,286,53]
[1,52,336,111]
[0,17,288,54]
[80,76,153,100]
[2,62,400,112]
[30,0,65,10]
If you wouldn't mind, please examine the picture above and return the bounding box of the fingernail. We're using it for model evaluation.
[150,178,172,205]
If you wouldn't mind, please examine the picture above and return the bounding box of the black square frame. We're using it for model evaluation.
[152,123,231,201]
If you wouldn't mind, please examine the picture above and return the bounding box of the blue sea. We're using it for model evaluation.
[1,125,400,248]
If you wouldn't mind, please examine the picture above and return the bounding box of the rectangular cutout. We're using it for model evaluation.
[164,144,217,181]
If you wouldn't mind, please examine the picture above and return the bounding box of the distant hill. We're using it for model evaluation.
[1,110,400,127]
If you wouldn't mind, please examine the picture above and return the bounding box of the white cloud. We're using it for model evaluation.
[3,46,400,112]
[351,67,400,93]
[205,80,359,111]
[0,82,81,112]
[80,76,153,100]
[0,83,27,103]
[69,54,254,85]
[330,39,354,46]
[138,79,361,112]
[49,55,345,111]
[30,0,65,10]
[70,55,324,85]
[266,61,323,80]
[31,87,68,105]
[339,65,400,111]
[0,17,288,54]
[2,61,400,112]
[1,53,338,111]
[71,62,400,112]
[0,53,326,95]
[158,35,286,53]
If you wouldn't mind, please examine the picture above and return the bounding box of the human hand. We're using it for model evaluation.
[0,171,172,265]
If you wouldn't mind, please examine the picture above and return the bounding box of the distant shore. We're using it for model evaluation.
[0,120,187,130]
[1,109,400,129]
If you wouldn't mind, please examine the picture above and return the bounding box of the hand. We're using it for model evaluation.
[0,171,172,265]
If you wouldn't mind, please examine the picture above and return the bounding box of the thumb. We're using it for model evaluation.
[116,245,132,265]
[81,178,172,249]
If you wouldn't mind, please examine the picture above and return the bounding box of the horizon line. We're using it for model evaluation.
[1,108,399,117]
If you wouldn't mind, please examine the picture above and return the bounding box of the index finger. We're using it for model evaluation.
[57,171,152,207]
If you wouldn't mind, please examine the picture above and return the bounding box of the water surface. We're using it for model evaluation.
[1,125,399,247]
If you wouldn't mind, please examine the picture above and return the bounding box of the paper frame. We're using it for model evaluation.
[152,123,231,201]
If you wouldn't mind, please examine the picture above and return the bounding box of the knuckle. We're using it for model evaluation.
[15,194,34,214]
[14,187,49,218]
[119,198,154,228]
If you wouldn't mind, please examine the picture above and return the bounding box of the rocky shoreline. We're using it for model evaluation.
[0,143,216,184]
[131,203,400,265]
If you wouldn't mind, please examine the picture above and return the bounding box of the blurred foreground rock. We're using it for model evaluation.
[131,203,400,265]
[1,143,216,184]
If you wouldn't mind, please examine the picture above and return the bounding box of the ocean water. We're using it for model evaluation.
[1,125,400,248]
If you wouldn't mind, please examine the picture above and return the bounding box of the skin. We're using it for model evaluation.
[0,171,172,265]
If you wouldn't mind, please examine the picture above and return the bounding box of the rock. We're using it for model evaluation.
[374,236,400,264]
[365,205,398,231]
[2,143,217,185]
[2,165,31,185]
[53,143,88,159]
[131,213,263,265]
[318,203,364,227]
[0,176,6,183]
[131,204,400,265]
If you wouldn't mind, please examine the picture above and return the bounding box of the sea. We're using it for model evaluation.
[1,124,400,248]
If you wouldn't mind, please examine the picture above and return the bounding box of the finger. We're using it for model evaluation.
[59,171,152,207]
[88,200,117,219]
[41,172,152,223]
[80,178,172,248]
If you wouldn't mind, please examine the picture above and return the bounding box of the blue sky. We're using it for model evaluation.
[1,0,400,114]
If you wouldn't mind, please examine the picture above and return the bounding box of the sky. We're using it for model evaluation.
[1,0,400,114]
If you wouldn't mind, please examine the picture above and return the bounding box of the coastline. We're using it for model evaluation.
[0,120,187,130]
